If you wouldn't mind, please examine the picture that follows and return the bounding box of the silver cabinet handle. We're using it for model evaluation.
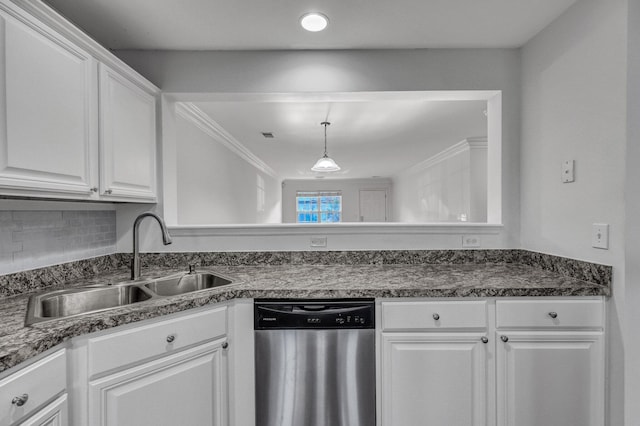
[500,335,509,343]
[104,189,113,194]
[166,334,176,343]
[12,394,28,407]
[222,342,229,349]
[548,312,558,319]
[90,187,98,192]
[432,313,440,321]
[481,336,489,344]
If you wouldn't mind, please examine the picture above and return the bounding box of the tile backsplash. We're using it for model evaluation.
[0,210,116,275]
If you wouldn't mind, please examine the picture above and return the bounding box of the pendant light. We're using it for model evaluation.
[311,121,341,172]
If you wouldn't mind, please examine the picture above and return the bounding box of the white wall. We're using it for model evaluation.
[174,111,281,225]
[393,139,487,223]
[520,1,627,424]
[115,49,521,250]
[625,0,640,423]
[282,178,392,223]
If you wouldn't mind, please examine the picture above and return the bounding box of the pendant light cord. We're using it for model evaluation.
[321,121,330,158]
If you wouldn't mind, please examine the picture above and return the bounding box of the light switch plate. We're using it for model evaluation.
[592,223,609,249]
[562,160,575,183]
[462,235,481,248]
[310,236,327,247]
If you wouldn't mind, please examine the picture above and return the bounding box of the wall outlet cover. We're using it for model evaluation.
[462,235,481,248]
[562,160,575,183]
[310,236,327,247]
[592,223,609,249]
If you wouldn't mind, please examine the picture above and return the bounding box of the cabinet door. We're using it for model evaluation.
[381,333,488,426]
[0,4,97,197]
[496,331,604,426]
[88,339,227,426]
[99,63,156,201]
[19,394,68,426]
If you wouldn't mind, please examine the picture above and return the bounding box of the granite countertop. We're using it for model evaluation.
[0,262,610,373]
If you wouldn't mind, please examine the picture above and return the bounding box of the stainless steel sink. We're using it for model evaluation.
[38,286,152,318]
[144,273,232,296]
[25,270,233,325]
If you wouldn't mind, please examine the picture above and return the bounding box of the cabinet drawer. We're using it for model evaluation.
[381,301,487,331]
[88,306,227,376]
[496,299,604,329]
[0,349,66,425]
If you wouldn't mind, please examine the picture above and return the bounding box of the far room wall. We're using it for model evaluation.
[282,178,392,223]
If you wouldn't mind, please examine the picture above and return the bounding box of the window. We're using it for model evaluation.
[296,191,342,223]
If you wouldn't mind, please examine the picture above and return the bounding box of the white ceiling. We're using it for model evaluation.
[192,98,487,180]
[43,0,578,50]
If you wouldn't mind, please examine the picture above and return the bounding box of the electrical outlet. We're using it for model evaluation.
[310,236,327,247]
[592,223,609,249]
[462,235,481,248]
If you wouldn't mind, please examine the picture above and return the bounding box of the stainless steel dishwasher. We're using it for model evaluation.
[254,299,376,426]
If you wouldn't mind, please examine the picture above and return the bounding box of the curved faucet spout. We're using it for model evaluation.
[131,212,172,280]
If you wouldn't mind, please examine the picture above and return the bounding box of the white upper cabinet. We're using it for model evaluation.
[0,0,158,202]
[99,64,157,201]
[0,4,97,197]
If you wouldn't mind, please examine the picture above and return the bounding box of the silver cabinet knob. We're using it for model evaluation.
[104,189,113,194]
[481,337,489,344]
[432,313,440,321]
[222,342,229,349]
[12,394,28,407]
[166,334,176,343]
[90,187,98,192]
[500,335,509,343]
[548,312,558,319]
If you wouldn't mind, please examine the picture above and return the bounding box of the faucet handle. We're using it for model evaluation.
[188,264,196,274]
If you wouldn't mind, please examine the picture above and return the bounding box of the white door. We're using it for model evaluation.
[496,331,604,426]
[99,63,156,201]
[89,341,226,426]
[19,394,68,426]
[381,333,488,426]
[359,189,387,222]
[0,5,97,197]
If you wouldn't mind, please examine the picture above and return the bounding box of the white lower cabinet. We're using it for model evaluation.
[19,394,68,426]
[495,298,605,426]
[88,339,227,426]
[380,300,490,426]
[495,331,604,426]
[70,305,229,426]
[0,349,67,426]
[381,333,488,426]
[379,297,605,426]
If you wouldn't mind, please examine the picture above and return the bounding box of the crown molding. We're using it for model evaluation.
[399,137,488,176]
[175,103,279,179]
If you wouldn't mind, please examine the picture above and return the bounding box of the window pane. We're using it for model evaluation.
[321,212,341,223]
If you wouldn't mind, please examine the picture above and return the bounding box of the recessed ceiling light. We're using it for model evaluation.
[300,13,329,32]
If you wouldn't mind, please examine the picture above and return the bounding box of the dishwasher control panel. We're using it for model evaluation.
[254,299,375,329]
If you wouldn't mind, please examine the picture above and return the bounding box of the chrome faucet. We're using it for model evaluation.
[131,212,172,280]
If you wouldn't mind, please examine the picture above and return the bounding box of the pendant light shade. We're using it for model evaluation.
[311,121,341,172]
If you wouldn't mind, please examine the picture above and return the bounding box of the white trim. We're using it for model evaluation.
[168,223,503,237]
[399,137,488,176]
[0,199,116,210]
[175,103,279,179]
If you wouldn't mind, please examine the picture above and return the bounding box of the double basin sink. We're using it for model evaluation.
[25,272,233,325]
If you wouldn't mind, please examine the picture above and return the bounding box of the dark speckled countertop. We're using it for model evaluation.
[0,260,610,373]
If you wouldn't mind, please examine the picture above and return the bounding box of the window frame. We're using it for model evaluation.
[296,191,343,223]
